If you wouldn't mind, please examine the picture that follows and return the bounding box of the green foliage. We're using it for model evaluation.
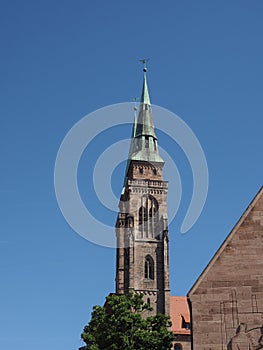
[81,293,174,350]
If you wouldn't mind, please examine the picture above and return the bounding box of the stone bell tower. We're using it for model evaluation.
[115,65,170,316]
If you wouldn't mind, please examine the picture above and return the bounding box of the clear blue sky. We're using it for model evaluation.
[1,1,263,349]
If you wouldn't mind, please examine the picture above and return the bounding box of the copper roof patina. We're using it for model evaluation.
[128,67,164,163]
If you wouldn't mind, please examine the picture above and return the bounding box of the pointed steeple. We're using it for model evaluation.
[140,70,151,105]
[116,64,170,317]
[129,64,164,163]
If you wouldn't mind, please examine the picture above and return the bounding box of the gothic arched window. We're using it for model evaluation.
[138,196,159,237]
[139,206,146,226]
[144,255,154,280]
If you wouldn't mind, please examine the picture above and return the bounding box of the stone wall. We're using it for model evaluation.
[172,335,191,350]
[116,160,170,316]
[188,187,263,350]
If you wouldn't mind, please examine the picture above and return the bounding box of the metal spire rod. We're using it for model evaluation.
[132,97,138,111]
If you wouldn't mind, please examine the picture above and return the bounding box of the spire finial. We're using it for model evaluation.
[139,58,150,73]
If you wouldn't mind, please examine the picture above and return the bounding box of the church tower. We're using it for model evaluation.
[115,65,170,316]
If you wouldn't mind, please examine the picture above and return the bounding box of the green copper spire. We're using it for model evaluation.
[128,63,164,163]
[140,70,151,105]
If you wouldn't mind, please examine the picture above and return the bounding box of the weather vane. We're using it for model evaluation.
[139,58,150,72]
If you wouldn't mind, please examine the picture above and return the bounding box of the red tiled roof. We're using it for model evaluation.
[170,296,191,335]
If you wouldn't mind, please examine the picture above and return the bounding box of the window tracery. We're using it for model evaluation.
[144,255,154,280]
[138,195,159,237]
